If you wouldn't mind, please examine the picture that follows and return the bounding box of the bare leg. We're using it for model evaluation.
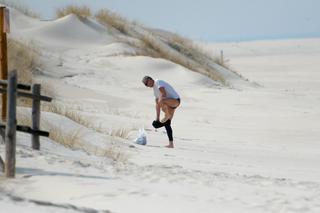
[160,104,175,123]
[161,108,175,123]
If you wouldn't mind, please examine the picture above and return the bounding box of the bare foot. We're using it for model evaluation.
[165,144,174,148]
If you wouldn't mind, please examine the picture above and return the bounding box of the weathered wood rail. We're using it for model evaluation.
[0,71,52,178]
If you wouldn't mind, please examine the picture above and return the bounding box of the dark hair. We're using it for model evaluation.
[142,76,152,85]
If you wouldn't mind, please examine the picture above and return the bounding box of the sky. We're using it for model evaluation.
[12,0,320,42]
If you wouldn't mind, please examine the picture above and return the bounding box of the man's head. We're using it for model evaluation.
[142,76,154,87]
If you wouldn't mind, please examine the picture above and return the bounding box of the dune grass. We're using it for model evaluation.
[95,9,131,35]
[103,146,128,163]
[17,109,84,150]
[48,121,130,162]
[6,38,42,107]
[56,5,91,18]
[49,127,84,149]
[43,103,93,127]
[108,127,132,140]
[55,5,228,83]
[53,4,237,84]
[17,110,129,162]
[92,7,227,83]
[8,38,41,84]
[43,102,135,140]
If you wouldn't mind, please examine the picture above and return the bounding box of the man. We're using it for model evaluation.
[142,76,180,148]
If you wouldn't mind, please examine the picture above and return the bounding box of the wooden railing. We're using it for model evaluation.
[0,70,52,178]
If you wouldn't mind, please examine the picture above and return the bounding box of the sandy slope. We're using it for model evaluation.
[1,9,320,213]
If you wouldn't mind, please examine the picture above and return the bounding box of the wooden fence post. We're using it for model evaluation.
[0,7,8,121]
[5,70,17,178]
[0,155,4,172]
[32,84,40,150]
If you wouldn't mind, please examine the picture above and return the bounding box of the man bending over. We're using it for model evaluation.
[142,76,181,148]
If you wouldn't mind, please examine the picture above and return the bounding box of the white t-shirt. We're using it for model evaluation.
[153,79,180,99]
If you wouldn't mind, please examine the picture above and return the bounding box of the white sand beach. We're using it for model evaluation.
[1,7,320,213]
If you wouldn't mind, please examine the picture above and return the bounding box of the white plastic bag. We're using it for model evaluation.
[134,128,147,145]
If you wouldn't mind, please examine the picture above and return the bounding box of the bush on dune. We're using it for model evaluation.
[8,39,41,84]
[3,39,41,107]
[56,5,91,18]
[54,5,231,83]
[95,9,131,35]
[93,8,227,83]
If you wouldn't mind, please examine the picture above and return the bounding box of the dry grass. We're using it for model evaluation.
[95,11,157,57]
[16,112,32,126]
[155,33,229,82]
[139,31,225,83]
[95,10,163,56]
[95,9,131,35]
[17,110,83,150]
[48,124,129,163]
[8,38,41,84]
[5,1,235,85]
[103,146,128,163]
[43,102,135,140]
[47,121,129,163]
[0,0,40,18]
[43,104,93,128]
[49,127,84,149]
[56,5,92,18]
[108,127,132,140]
[168,33,216,62]
[5,38,42,107]
[93,7,226,82]
[17,109,129,162]
[55,5,231,84]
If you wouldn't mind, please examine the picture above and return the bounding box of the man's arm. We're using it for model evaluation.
[156,87,166,120]
[158,87,167,102]
[155,98,160,121]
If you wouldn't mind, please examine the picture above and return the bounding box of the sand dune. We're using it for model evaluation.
[1,7,320,213]
[11,9,251,87]
[15,14,113,47]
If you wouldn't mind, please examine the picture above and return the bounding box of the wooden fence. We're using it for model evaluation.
[0,70,52,178]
